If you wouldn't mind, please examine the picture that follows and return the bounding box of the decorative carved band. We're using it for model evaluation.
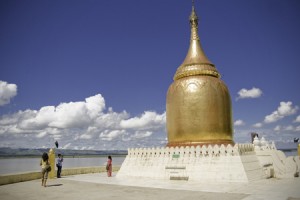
[174,63,220,80]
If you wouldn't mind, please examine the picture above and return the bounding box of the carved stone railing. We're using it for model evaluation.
[127,143,255,159]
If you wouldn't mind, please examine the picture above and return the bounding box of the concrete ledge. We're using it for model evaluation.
[0,172,41,186]
[0,166,120,186]
[61,166,120,176]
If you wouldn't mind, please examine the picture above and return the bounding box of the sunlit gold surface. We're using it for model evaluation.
[166,5,233,146]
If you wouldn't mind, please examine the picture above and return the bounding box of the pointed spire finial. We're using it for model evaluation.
[189,3,199,41]
[191,0,196,14]
[173,0,220,80]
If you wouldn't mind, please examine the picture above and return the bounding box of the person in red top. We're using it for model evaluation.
[106,155,112,177]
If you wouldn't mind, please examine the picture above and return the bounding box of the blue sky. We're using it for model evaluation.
[0,0,299,150]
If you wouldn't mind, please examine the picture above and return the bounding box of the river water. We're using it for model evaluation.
[0,150,297,175]
[0,156,126,175]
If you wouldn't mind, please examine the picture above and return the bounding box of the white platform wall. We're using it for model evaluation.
[117,144,264,182]
[117,138,300,182]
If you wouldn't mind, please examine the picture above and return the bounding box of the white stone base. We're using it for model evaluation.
[117,141,300,182]
[253,136,300,179]
[117,144,266,182]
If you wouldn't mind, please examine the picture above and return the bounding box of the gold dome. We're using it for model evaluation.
[166,4,233,147]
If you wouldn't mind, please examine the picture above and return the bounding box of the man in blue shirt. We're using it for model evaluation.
[56,154,63,178]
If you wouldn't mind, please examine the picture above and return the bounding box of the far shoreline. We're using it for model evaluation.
[0,154,127,159]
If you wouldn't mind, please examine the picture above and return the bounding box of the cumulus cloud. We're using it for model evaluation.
[264,101,298,123]
[36,131,47,138]
[274,125,300,132]
[236,87,262,100]
[284,125,294,131]
[80,133,93,140]
[63,143,72,149]
[0,81,17,106]
[253,123,263,128]
[234,119,245,126]
[294,115,300,123]
[99,130,126,141]
[130,131,153,139]
[17,94,106,130]
[120,111,166,130]
[274,125,281,132]
[0,94,166,149]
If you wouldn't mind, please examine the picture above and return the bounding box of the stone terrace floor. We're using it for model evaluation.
[1,173,300,200]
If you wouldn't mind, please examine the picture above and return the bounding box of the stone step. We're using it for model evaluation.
[165,166,186,170]
[170,176,189,181]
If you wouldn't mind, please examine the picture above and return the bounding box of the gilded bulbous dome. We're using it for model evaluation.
[166,5,233,146]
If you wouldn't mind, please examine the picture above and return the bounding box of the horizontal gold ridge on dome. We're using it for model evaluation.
[174,63,220,80]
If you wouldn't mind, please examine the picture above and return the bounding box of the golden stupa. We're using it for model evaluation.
[166,4,233,146]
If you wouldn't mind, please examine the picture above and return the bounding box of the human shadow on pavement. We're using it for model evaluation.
[46,184,63,187]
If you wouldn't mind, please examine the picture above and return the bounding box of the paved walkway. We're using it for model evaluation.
[1,173,300,200]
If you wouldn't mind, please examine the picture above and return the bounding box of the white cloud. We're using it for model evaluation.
[274,125,281,132]
[36,131,47,138]
[94,110,129,129]
[0,93,166,149]
[236,87,262,100]
[18,106,55,130]
[0,81,17,106]
[294,115,300,123]
[79,126,100,140]
[130,131,153,139]
[80,133,93,140]
[273,125,300,132]
[85,94,106,118]
[284,125,294,131]
[264,101,298,123]
[234,119,245,126]
[120,111,166,130]
[99,130,126,141]
[253,123,263,128]
[62,143,71,149]
[53,134,62,140]
[48,101,91,129]
[17,94,106,130]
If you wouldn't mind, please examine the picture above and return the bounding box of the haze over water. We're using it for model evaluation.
[0,156,126,175]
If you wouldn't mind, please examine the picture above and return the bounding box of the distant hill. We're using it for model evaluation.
[0,147,127,157]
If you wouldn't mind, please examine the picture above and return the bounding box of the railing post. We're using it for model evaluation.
[48,148,56,179]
